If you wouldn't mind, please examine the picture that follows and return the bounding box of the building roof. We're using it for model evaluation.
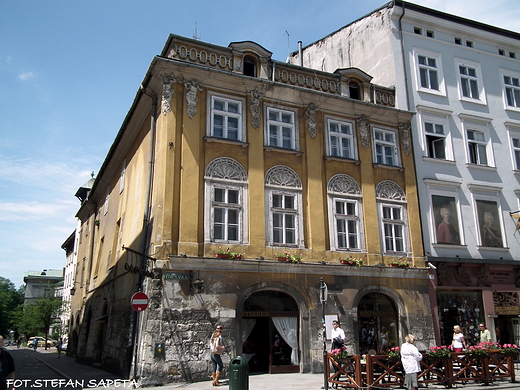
[24,269,64,279]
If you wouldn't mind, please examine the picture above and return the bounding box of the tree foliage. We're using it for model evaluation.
[0,277,25,336]
[15,296,63,349]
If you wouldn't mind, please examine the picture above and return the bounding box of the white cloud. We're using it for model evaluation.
[0,200,74,221]
[18,71,36,81]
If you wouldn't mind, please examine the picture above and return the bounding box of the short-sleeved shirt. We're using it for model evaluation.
[480,329,491,343]
[0,348,15,390]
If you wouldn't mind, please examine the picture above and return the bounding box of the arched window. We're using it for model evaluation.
[265,166,303,247]
[204,158,248,243]
[243,55,257,77]
[327,174,363,250]
[358,292,398,354]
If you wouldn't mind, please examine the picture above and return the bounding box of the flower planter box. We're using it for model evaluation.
[390,264,409,268]
[215,253,231,259]
[341,260,355,265]
[276,257,288,262]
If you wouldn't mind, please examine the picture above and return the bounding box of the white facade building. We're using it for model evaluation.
[291,0,520,346]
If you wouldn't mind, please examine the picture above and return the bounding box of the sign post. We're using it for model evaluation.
[131,292,149,312]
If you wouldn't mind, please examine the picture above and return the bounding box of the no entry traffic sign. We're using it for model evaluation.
[131,292,149,312]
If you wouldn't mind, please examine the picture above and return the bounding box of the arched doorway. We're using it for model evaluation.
[358,293,398,354]
[242,291,299,374]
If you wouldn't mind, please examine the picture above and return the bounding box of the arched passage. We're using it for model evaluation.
[357,292,398,354]
[241,290,300,374]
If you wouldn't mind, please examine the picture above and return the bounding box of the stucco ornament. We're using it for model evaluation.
[375,180,406,201]
[205,157,248,181]
[184,80,202,118]
[161,75,176,115]
[265,165,302,189]
[356,115,370,148]
[455,264,472,286]
[249,88,264,129]
[437,262,452,286]
[305,103,319,138]
[476,264,491,287]
[327,174,361,195]
[399,122,411,155]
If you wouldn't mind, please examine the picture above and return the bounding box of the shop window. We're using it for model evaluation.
[358,293,398,354]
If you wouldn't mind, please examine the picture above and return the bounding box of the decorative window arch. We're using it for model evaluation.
[376,180,406,201]
[327,174,363,251]
[265,166,303,247]
[204,158,248,244]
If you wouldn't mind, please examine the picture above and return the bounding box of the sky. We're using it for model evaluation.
[1,0,519,288]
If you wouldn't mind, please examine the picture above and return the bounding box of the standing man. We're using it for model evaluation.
[331,320,346,350]
[479,323,492,343]
[0,335,15,390]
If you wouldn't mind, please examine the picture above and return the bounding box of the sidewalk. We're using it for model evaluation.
[25,347,520,390]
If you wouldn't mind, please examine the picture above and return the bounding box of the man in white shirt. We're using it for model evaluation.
[331,320,346,350]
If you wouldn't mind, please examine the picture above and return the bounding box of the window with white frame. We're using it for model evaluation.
[509,128,520,170]
[209,94,243,141]
[327,174,363,251]
[467,129,488,165]
[418,108,453,161]
[204,157,248,243]
[266,107,296,150]
[327,118,355,159]
[425,121,446,159]
[265,165,303,247]
[376,181,408,254]
[373,128,398,166]
[503,73,520,109]
[119,159,126,194]
[414,49,445,96]
[456,59,485,103]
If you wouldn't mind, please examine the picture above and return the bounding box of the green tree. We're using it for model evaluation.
[0,277,24,336]
[16,296,63,349]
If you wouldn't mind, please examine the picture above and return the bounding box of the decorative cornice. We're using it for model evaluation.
[356,115,370,149]
[306,103,319,138]
[184,80,202,119]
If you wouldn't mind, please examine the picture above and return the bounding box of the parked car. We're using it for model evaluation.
[27,337,56,348]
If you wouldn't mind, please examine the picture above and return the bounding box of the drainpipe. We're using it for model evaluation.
[129,85,158,380]
[398,2,411,111]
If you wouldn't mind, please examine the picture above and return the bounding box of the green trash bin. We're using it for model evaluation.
[229,355,249,390]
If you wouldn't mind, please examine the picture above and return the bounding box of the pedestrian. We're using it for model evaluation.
[56,337,63,358]
[209,325,225,387]
[32,337,38,351]
[451,325,466,352]
[15,337,21,349]
[479,323,491,343]
[401,334,422,390]
[331,320,346,350]
[0,335,15,390]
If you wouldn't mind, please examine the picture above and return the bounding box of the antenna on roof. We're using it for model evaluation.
[193,21,201,40]
[286,30,290,63]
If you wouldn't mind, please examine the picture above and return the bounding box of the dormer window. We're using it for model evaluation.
[243,56,257,77]
[349,81,361,100]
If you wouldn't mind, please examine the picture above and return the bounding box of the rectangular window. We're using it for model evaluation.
[211,96,242,140]
[334,199,359,249]
[459,65,479,99]
[212,186,242,241]
[504,75,520,108]
[272,193,297,245]
[267,107,296,150]
[467,129,488,165]
[418,55,439,90]
[382,205,405,253]
[374,128,397,166]
[328,119,354,159]
[425,122,446,159]
[512,137,520,170]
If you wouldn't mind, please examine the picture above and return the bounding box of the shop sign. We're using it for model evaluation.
[163,272,189,280]
[493,291,520,315]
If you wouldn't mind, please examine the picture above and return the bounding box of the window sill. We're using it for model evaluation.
[513,170,520,176]
[465,163,497,172]
[422,157,456,165]
[417,88,447,98]
[372,163,404,172]
[477,246,509,252]
[204,136,249,147]
[432,243,467,249]
[324,156,360,165]
[264,146,303,156]
[459,97,487,106]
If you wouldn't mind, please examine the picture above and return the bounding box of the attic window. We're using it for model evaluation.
[349,81,361,100]
[243,56,257,77]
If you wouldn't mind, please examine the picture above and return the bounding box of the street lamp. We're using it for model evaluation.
[320,278,328,390]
